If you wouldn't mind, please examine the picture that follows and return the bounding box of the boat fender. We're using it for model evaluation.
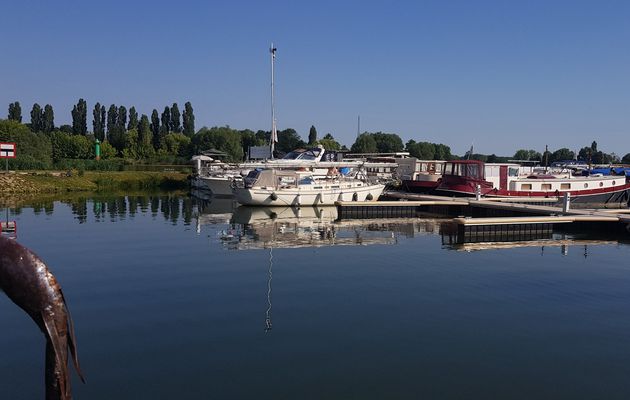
[352,192,358,201]
[270,193,278,201]
[366,193,373,201]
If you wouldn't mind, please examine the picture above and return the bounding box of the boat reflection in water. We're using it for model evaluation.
[192,190,237,231]
[190,193,629,256]
[200,205,445,250]
[226,206,394,250]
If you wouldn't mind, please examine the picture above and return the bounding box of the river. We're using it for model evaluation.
[1,192,630,399]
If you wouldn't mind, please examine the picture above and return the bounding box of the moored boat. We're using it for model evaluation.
[234,169,385,206]
[396,158,445,193]
[435,160,630,206]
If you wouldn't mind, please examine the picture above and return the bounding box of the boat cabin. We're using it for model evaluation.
[396,158,445,181]
[439,160,627,195]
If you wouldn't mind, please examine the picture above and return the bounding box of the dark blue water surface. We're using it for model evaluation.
[2,194,630,399]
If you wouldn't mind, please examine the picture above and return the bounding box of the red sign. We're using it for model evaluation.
[0,143,16,158]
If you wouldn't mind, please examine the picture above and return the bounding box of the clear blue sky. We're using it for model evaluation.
[2,0,629,156]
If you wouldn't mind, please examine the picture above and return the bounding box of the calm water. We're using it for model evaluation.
[2,193,630,399]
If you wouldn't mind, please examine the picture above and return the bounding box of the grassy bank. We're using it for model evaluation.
[0,170,189,194]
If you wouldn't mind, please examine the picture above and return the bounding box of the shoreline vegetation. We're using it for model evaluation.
[0,170,189,196]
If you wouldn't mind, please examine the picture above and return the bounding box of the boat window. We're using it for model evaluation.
[244,169,262,187]
[297,152,315,160]
[599,182,604,187]
[521,184,532,190]
[296,148,321,160]
[509,167,519,177]
[613,181,616,185]
[282,150,303,160]
[453,163,460,176]
[444,163,453,175]
[279,176,296,186]
[541,184,552,190]
[584,183,588,188]
[465,164,481,179]
[435,164,442,173]
[420,163,428,172]
[560,183,571,190]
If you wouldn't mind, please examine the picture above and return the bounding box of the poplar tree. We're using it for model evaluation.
[72,98,87,135]
[100,107,106,139]
[170,103,181,132]
[150,109,160,149]
[8,101,22,122]
[93,103,104,141]
[138,114,151,147]
[182,101,195,137]
[43,104,54,133]
[107,104,118,141]
[128,106,138,131]
[117,106,127,133]
[308,125,317,145]
[30,103,43,132]
[108,105,127,151]
[161,106,171,134]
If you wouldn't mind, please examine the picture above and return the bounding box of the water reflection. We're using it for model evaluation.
[2,193,199,226]
[3,193,628,255]
[265,248,273,332]
[217,206,452,250]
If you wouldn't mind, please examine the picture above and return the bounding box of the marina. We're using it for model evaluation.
[4,2,630,398]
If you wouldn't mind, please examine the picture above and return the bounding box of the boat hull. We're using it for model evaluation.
[234,184,385,206]
[436,183,630,207]
[191,176,235,196]
[402,179,440,193]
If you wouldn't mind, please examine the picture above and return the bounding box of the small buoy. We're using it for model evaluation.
[366,193,373,201]
[352,192,358,201]
[270,193,278,201]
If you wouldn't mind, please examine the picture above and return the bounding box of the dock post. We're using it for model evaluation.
[562,192,571,212]
[475,185,481,200]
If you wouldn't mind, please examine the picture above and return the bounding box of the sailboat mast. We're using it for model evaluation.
[270,43,277,159]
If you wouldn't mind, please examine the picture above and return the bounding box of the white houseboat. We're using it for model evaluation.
[435,160,630,206]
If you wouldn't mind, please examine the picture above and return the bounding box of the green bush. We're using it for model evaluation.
[0,119,54,169]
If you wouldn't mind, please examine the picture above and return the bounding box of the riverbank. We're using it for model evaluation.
[0,171,189,194]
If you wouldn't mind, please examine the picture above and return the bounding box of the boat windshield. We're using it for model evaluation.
[282,148,322,161]
[445,162,483,179]
[244,169,262,188]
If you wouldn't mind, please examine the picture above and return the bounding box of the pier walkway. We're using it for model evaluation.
[335,191,630,241]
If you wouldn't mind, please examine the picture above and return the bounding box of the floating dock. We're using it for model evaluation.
[335,192,630,243]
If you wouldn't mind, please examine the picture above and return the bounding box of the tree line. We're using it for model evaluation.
[4,100,630,167]
[349,132,629,164]
[4,100,197,166]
